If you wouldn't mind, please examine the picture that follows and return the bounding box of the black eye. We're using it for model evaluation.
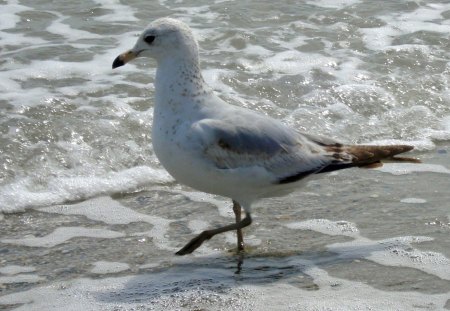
[144,35,155,44]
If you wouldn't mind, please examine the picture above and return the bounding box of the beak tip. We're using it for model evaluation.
[112,56,125,69]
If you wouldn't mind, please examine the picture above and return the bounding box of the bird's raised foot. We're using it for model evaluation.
[175,230,212,255]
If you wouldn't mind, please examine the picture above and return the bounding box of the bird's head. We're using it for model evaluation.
[112,17,199,69]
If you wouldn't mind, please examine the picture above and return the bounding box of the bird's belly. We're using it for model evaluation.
[152,129,215,190]
[152,133,273,201]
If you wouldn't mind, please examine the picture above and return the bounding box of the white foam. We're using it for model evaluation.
[0,274,45,285]
[177,190,233,219]
[91,0,138,22]
[361,3,450,51]
[306,0,361,9]
[0,265,36,275]
[263,51,337,75]
[329,236,450,281]
[139,262,161,270]
[40,196,169,226]
[46,13,102,41]
[236,49,337,77]
[0,265,42,285]
[376,163,450,175]
[275,264,449,311]
[187,219,210,234]
[286,219,359,238]
[0,30,145,109]
[39,196,174,251]
[1,227,124,248]
[167,6,221,24]
[359,26,403,51]
[0,32,48,52]
[286,219,450,281]
[0,261,448,310]
[401,198,427,204]
[0,166,172,213]
[443,116,450,132]
[0,0,30,30]
[90,261,130,274]
[241,44,273,57]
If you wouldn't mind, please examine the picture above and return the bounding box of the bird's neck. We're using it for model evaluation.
[154,56,210,107]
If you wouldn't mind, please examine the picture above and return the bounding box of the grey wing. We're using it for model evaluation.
[189,118,335,183]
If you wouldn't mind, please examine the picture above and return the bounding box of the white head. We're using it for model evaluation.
[112,18,199,69]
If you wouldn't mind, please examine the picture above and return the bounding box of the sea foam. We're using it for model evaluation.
[0,166,172,213]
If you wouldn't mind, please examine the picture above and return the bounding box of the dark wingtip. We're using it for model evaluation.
[112,55,125,69]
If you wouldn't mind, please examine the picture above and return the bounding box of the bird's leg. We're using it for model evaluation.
[176,211,252,256]
[232,200,244,253]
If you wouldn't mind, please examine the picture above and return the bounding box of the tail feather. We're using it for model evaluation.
[345,145,420,166]
[279,143,420,184]
[325,144,420,170]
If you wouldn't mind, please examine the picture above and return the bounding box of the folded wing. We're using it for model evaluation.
[189,117,419,184]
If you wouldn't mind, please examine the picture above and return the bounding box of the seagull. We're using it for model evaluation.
[112,18,419,255]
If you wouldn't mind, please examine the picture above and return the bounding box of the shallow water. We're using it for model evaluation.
[1,0,450,310]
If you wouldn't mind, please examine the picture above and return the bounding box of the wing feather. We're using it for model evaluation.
[187,111,417,184]
[189,118,331,182]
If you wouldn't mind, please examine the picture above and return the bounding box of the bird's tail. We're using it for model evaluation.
[321,144,420,173]
[333,144,421,169]
[278,141,420,183]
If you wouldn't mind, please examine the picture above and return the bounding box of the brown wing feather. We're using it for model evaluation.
[326,144,420,168]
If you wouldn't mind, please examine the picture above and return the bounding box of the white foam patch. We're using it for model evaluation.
[90,261,130,274]
[0,31,49,49]
[443,116,450,132]
[401,198,427,204]
[281,263,449,311]
[286,219,450,281]
[0,166,172,213]
[177,190,233,219]
[0,265,36,275]
[0,260,448,310]
[169,6,221,24]
[0,30,146,108]
[360,3,450,50]
[286,219,359,238]
[202,68,243,102]
[241,51,337,76]
[306,0,361,9]
[359,26,402,51]
[39,196,174,251]
[6,60,98,82]
[0,274,45,285]
[40,196,169,226]
[329,236,450,281]
[46,13,102,41]
[1,227,124,248]
[0,0,30,30]
[91,0,138,22]
[188,219,210,234]
[376,163,450,175]
[0,264,43,285]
